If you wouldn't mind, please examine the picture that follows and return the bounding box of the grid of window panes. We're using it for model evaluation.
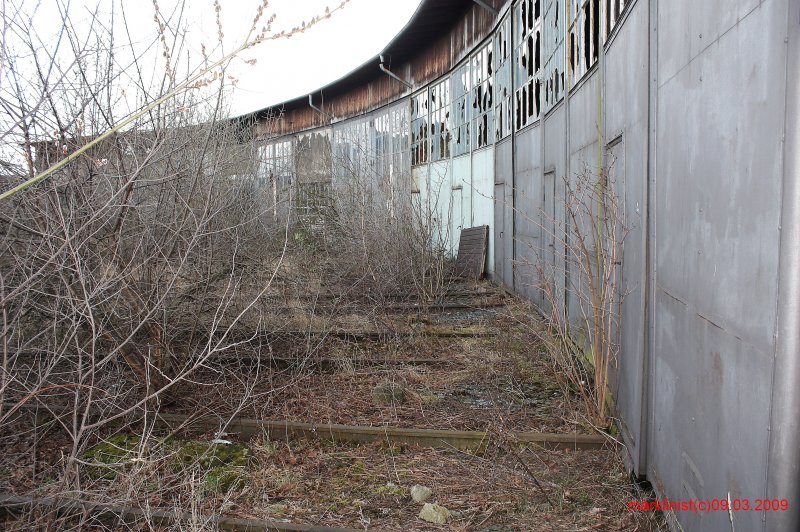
[374,111,391,179]
[410,90,429,166]
[259,140,293,187]
[494,14,513,141]
[393,0,633,165]
[452,62,471,156]
[568,0,600,86]
[471,41,494,149]
[256,144,271,188]
[429,78,451,161]
[543,0,565,112]
[334,119,370,179]
[514,0,543,130]
[605,0,628,37]
[390,104,410,177]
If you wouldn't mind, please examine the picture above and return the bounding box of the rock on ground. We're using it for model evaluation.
[410,484,432,503]
[419,502,450,524]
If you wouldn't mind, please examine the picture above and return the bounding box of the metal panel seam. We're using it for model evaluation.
[766,1,800,529]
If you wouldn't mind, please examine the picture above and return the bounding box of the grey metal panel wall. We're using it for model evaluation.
[651,0,787,529]
[603,0,650,476]
[472,148,496,275]
[565,72,601,336]
[513,125,543,305]
[452,155,472,255]
[429,160,454,251]
[542,103,567,320]
[494,137,513,287]
[768,1,800,530]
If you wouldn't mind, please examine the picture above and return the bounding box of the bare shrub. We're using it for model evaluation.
[518,163,628,426]
[285,136,455,311]
[0,1,348,523]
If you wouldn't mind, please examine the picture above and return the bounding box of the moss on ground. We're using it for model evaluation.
[81,434,143,480]
[82,435,251,492]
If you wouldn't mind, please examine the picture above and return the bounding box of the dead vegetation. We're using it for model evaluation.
[0,296,666,530]
[0,1,666,530]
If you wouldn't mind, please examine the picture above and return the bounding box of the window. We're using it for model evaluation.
[472,42,494,148]
[494,14,513,141]
[257,144,271,188]
[390,104,410,177]
[411,90,429,166]
[605,0,628,38]
[568,0,601,86]
[334,118,370,178]
[374,111,391,178]
[258,139,293,188]
[452,62,471,156]
[543,0,565,112]
[257,139,293,220]
[514,0,543,130]
[429,78,451,161]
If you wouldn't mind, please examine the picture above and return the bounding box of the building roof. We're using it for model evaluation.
[247,0,479,119]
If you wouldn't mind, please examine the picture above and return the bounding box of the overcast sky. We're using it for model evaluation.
[7,0,422,118]
[224,0,423,116]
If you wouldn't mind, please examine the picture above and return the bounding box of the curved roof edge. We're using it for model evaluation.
[239,0,483,121]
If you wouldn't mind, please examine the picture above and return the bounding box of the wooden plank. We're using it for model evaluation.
[455,225,489,280]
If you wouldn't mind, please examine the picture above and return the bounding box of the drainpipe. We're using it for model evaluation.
[379,55,412,89]
[766,2,800,530]
[308,94,333,121]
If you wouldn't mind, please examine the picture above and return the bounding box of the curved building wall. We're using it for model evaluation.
[250,1,799,530]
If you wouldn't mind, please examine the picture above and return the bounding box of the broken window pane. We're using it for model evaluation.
[410,90,429,166]
[605,0,627,38]
[494,14,513,141]
[514,0,542,130]
[543,0,565,113]
[452,61,471,156]
[429,78,451,161]
[568,0,601,86]
[472,41,494,148]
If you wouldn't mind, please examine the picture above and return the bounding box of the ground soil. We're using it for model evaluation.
[0,286,667,531]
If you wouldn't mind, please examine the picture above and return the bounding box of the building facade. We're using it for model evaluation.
[246,1,800,530]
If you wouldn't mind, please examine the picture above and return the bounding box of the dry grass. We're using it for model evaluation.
[0,287,667,531]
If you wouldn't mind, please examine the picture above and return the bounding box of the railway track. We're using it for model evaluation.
[6,403,611,452]
[0,494,360,532]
